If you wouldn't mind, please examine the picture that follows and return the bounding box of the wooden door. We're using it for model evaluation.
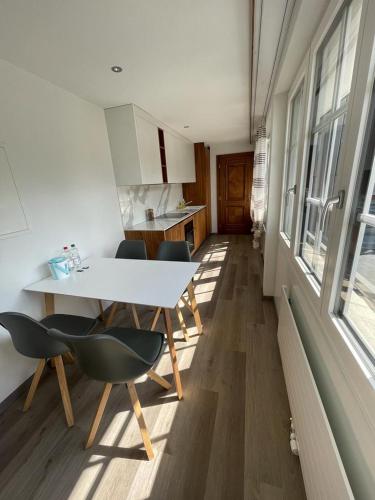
[217,152,253,234]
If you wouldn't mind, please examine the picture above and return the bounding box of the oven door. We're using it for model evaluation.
[184,220,195,253]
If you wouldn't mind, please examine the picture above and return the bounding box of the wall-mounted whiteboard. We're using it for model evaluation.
[0,146,28,237]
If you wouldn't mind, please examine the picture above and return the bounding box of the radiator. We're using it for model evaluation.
[278,286,354,500]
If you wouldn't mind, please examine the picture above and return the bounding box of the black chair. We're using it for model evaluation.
[115,240,147,260]
[155,241,191,262]
[152,241,202,341]
[0,312,97,427]
[100,240,148,328]
[47,326,166,458]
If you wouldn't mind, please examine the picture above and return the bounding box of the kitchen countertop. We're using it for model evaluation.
[124,205,206,232]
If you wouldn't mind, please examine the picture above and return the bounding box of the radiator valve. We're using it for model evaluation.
[290,418,299,456]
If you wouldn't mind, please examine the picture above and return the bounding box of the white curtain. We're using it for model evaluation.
[251,124,267,247]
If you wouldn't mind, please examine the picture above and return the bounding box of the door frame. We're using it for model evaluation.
[216,151,253,234]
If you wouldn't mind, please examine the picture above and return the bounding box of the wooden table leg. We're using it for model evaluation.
[45,293,55,315]
[175,305,189,342]
[130,304,141,329]
[150,307,161,331]
[187,282,202,334]
[163,308,183,400]
[45,293,75,364]
[106,302,118,327]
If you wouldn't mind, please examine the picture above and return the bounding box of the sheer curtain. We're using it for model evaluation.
[251,124,267,248]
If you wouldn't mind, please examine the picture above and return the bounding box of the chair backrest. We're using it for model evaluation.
[47,328,153,383]
[0,312,69,359]
[156,241,191,262]
[115,240,147,260]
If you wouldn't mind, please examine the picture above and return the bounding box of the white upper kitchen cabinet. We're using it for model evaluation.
[105,104,163,185]
[164,130,195,183]
[105,103,195,185]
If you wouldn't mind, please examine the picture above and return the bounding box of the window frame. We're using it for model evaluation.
[292,0,361,307]
[287,0,375,416]
[320,0,375,388]
[297,0,362,286]
[279,59,308,248]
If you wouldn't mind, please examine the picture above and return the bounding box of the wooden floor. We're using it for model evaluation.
[0,235,306,500]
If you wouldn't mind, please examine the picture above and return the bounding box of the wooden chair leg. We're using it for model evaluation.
[180,295,193,314]
[86,383,112,449]
[98,300,105,321]
[62,352,75,364]
[106,302,118,327]
[187,281,203,334]
[147,370,172,390]
[23,359,46,412]
[130,304,141,329]
[175,304,189,342]
[127,382,154,460]
[54,355,74,427]
[163,308,183,400]
[150,307,161,331]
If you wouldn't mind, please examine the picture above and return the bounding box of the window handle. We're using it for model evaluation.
[320,190,345,230]
[306,197,323,207]
[358,213,375,228]
[287,184,297,195]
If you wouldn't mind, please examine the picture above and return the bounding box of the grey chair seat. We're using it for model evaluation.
[104,327,164,365]
[41,314,98,336]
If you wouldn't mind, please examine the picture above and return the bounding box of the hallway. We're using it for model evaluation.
[0,235,305,500]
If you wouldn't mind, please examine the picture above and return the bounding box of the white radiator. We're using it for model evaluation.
[278,286,354,500]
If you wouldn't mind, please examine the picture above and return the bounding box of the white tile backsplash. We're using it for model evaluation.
[118,184,183,227]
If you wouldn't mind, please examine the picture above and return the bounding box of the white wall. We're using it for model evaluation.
[209,140,254,233]
[0,59,124,403]
[118,184,183,227]
[263,93,288,296]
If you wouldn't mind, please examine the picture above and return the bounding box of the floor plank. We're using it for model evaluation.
[0,235,306,500]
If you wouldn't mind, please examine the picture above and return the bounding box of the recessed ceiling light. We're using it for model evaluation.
[111,65,123,73]
[184,125,190,128]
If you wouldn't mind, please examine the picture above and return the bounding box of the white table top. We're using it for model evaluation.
[24,257,200,309]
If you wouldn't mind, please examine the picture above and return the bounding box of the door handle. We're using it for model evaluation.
[287,184,297,195]
[320,190,345,230]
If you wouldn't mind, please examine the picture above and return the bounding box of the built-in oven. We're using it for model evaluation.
[184,220,195,253]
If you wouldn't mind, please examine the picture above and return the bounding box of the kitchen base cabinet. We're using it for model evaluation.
[125,208,207,259]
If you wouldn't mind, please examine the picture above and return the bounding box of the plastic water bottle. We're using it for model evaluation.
[70,243,81,269]
[62,245,74,270]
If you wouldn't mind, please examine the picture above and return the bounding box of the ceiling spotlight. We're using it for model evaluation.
[111,66,123,73]
[183,125,190,128]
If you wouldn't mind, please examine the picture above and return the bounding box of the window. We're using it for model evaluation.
[282,85,303,240]
[335,83,375,363]
[299,0,362,283]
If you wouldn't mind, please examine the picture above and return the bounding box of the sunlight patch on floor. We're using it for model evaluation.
[195,267,221,280]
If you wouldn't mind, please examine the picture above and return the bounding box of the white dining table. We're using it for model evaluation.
[24,257,202,399]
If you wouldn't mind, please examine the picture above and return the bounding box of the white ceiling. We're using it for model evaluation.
[0,0,251,145]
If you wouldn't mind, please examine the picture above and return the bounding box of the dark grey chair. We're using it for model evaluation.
[155,241,191,262]
[152,241,202,341]
[100,240,148,328]
[47,326,166,458]
[115,239,147,260]
[0,312,97,426]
